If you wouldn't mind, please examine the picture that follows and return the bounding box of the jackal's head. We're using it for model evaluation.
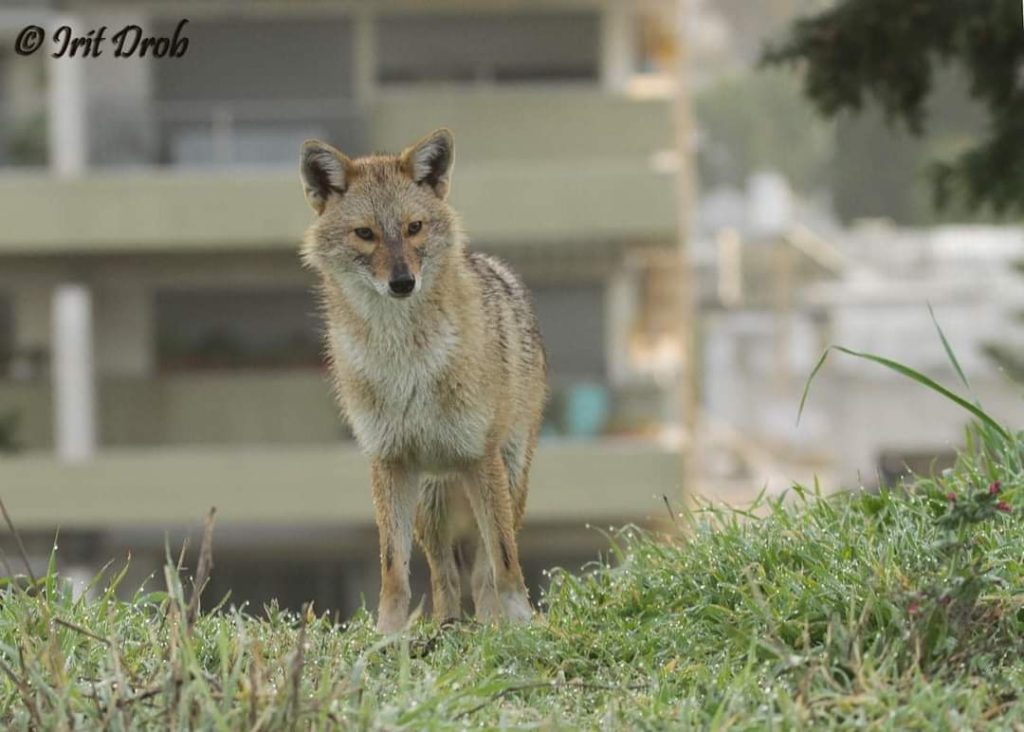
[299,128,458,300]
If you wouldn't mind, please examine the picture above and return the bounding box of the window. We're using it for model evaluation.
[531,284,607,383]
[530,283,610,437]
[0,49,47,167]
[151,17,362,165]
[155,289,322,371]
[155,17,355,102]
[377,12,600,84]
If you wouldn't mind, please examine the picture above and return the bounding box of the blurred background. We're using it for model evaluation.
[0,0,1020,616]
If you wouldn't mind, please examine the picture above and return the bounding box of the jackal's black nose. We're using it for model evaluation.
[388,274,416,297]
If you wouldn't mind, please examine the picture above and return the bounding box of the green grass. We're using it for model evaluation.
[1,427,1023,729]
[3,329,1024,729]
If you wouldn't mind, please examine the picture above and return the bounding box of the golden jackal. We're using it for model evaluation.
[299,129,547,633]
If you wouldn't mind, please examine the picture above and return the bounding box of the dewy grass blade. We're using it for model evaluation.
[797,347,832,427]
[929,303,971,392]
[799,345,1009,440]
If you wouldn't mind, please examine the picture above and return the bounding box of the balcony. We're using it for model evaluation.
[0,439,679,531]
[0,90,674,255]
[370,87,670,162]
[1,366,668,449]
[1,336,679,527]
[0,370,678,527]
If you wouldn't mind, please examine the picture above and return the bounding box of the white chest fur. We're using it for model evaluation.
[329,304,489,467]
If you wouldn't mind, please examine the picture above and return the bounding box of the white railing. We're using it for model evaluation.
[88,97,366,168]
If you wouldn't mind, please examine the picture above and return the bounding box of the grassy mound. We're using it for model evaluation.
[1,420,1022,729]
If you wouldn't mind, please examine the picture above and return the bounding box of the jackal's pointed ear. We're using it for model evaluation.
[400,128,455,199]
[300,140,351,214]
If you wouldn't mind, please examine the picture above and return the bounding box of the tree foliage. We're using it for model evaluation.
[764,0,1024,215]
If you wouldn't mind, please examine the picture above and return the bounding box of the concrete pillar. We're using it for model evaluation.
[352,9,377,107]
[605,261,639,386]
[601,0,634,93]
[716,227,743,308]
[47,14,88,176]
[52,284,96,461]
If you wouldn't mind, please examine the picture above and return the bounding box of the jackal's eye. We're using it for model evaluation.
[407,221,423,236]
[354,227,374,241]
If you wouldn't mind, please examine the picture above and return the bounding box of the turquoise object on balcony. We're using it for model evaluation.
[564,382,610,437]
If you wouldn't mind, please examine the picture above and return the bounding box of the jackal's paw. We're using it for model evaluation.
[376,611,408,634]
[500,591,533,624]
[473,591,503,623]
[376,599,411,634]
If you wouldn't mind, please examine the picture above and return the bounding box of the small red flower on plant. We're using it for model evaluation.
[946,492,957,503]
[989,481,1002,496]
[907,601,921,616]
[996,500,1012,513]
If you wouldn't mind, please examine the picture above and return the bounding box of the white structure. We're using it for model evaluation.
[52,284,96,461]
[702,207,1024,489]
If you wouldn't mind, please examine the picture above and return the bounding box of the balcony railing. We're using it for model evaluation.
[0,370,668,453]
[88,98,367,168]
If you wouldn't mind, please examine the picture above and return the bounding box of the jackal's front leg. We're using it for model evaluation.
[415,475,462,623]
[371,460,419,633]
[464,448,532,623]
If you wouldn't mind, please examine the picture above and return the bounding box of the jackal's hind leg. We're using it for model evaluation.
[502,428,537,531]
[464,449,532,624]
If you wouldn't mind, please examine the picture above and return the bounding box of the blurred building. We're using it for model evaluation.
[699,175,1024,494]
[0,1,687,612]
